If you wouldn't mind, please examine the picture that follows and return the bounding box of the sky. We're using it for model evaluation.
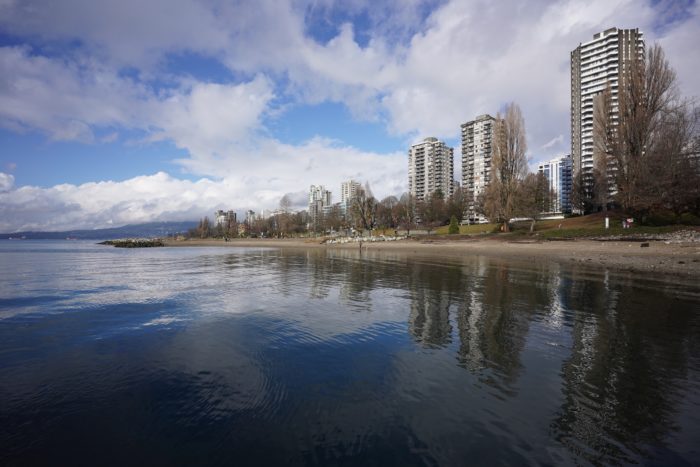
[0,0,698,232]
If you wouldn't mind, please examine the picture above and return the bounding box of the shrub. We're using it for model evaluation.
[448,215,459,234]
[680,213,700,226]
[644,210,676,226]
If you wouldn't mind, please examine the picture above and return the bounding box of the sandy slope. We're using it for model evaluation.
[165,236,700,278]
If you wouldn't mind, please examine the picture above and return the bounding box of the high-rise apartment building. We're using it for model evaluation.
[308,185,332,228]
[571,27,644,199]
[408,137,454,202]
[341,180,361,204]
[538,155,573,215]
[245,210,256,225]
[340,179,361,217]
[461,114,496,222]
[214,209,236,227]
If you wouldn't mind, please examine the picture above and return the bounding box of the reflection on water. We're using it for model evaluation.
[0,241,699,466]
[552,269,700,464]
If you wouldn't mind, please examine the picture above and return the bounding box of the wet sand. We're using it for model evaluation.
[165,237,700,277]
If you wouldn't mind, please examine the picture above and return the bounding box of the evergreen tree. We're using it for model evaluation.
[448,215,459,234]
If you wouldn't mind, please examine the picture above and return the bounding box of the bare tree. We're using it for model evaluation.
[377,195,400,231]
[417,190,447,235]
[214,222,224,238]
[593,44,678,216]
[446,185,469,223]
[222,216,238,239]
[483,102,528,231]
[290,211,307,235]
[398,192,417,236]
[517,173,551,232]
[249,217,267,237]
[323,204,342,233]
[278,194,292,237]
[648,100,700,216]
[197,216,212,238]
[351,182,378,235]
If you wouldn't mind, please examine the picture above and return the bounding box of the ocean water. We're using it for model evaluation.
[1,240,699,466]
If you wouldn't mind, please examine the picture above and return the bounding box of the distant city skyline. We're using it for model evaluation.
[0,1,698,231]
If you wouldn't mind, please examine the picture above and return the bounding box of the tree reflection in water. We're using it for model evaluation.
[276,248,699,464]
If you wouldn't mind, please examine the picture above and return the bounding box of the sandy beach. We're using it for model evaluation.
[165,236,700,278]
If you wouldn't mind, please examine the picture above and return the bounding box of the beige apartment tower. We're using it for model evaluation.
[408,137,454,202]
[461,114,495,222]
[340,180,361,204]
[571,27,644,200]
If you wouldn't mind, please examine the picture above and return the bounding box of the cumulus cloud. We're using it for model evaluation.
[0,172,230,232]
[0,0,229,68]
[149,76,274,158]
[0,172,14,192]
[0,46,273,145]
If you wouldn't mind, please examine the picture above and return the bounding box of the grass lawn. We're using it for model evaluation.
[432,212,692,239]
[533,212,687,238]
[435,223,499,235]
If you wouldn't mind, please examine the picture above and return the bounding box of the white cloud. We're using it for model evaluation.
[0,172,14,192]
[541,135,565,151]
[100,132,118,143]
[149,76,274,158]
[0,46,274,146]
[0,138,405,232]
[177,135,406,210]
[658,1,700,101]
[0,0,229,68]
[0,46,146,140]
[0,172,229,232]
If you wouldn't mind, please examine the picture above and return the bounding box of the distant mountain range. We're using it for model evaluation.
[0,221,198,240]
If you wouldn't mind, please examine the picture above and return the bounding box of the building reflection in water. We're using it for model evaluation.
[454,258,552,394]
[550,268,698,464]
[406,259,462,347]
[223,247,698,464]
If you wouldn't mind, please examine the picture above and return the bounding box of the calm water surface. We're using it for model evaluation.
[1,240,699,466]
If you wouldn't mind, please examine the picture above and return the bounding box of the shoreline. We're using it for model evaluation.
[164,237,700,277]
